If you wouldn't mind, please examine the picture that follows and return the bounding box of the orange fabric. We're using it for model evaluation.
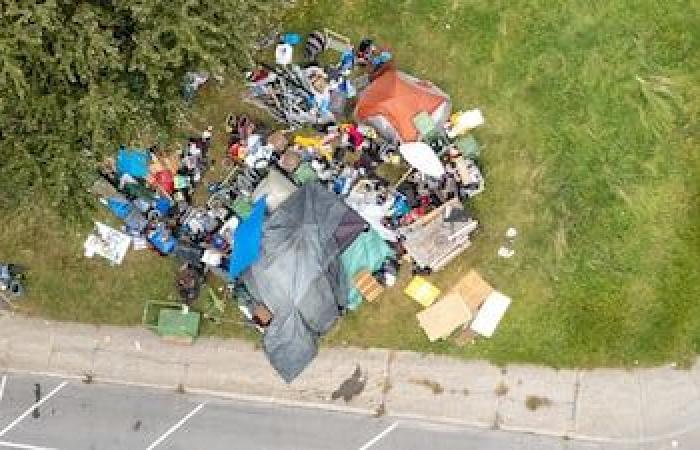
[355,70,447,142]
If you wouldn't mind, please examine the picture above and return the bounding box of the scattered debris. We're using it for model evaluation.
[373,402,387,417]
[83,27,496,383]
[498,226,518,258]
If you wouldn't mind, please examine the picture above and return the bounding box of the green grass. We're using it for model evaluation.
[3,0,700,369]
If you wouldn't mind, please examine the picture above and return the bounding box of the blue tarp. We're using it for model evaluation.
[116,147,151,178]
[228,197,266,279]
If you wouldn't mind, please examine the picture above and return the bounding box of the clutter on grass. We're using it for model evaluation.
[405,276,441,307]
[86,27,503,382]
[142,301,201,345]
[498,226,518,258]
[0,263,26,310]
[414,270,511,342]
[416,293,472,342]
[84,222,132,265]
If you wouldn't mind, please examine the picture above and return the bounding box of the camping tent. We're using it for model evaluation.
[341,229,394,310]
[242,183,367,382]
[354,70,451,143]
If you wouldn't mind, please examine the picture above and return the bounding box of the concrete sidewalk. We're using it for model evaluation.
[1,314,699,448]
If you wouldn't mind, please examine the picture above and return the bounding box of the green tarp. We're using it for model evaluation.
[341,229,394,310]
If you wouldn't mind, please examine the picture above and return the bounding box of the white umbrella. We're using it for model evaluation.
[399,142,445,178]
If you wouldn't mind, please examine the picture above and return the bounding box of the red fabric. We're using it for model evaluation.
[354,69,448,142]
[229,143,242,160]
[153,170,174,194]
[347,125,364,149]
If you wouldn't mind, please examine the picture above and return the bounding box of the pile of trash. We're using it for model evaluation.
[86,28,504,382]
[0,263,25,310]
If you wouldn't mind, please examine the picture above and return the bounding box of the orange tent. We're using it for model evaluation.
[354,70,451,143]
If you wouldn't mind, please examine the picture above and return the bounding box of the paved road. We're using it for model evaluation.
[0,372,659,450]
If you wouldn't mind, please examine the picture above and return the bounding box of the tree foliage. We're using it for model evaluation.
[0,0,282,212]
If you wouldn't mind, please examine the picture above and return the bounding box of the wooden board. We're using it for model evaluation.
[354,270,384,303]
[416,293,472,342]
[451,270,494,313]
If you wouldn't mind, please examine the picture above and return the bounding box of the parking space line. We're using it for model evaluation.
[145,403,204,450]
[358,421,399,450]
[0,381,68,438]
[0,440,57,450]
[0,375,6,404]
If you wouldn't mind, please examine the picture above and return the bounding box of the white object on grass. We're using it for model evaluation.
[506,227,518,238]
[399,142,445,178]
[132,237,149,251]
[84,222,132,265]
[448,109,485,138]
[470,291,511,338]
[498,246,515,258]
[275,43,293,65]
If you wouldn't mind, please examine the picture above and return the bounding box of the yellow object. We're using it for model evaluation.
[404,276,441,307]
[294,135,325,150]
[319,146,334,161]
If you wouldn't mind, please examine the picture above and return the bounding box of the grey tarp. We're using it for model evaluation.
[242,183,366,382]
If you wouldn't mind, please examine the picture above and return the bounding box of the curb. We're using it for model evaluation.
[3,367,378,418]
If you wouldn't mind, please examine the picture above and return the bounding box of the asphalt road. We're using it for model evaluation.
[0,372,652,450]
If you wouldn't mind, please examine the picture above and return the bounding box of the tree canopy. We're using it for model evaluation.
[0,0,282,211]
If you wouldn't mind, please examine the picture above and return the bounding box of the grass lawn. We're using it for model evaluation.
[3,0,699,368]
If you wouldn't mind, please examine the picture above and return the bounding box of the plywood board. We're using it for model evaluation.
[417,293,472,342]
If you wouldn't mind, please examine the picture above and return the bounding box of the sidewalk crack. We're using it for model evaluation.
[570,370,582,435]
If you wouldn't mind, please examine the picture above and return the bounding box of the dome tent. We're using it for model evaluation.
[354,69,451,143]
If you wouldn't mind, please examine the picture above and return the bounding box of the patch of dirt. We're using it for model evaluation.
[409,378,444,395]
[525,395,552,411]
[494,382,509,397]
[374,402,386,417]
[382,379,392,394]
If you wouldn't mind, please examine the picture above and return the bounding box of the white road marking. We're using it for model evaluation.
[0,375,7,404]
[0,381,68,438]
[358,421,399,450]
[145,403,205,450]
[0,440,58,450]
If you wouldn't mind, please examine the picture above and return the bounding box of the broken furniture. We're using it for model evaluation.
[400,198,479,271]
